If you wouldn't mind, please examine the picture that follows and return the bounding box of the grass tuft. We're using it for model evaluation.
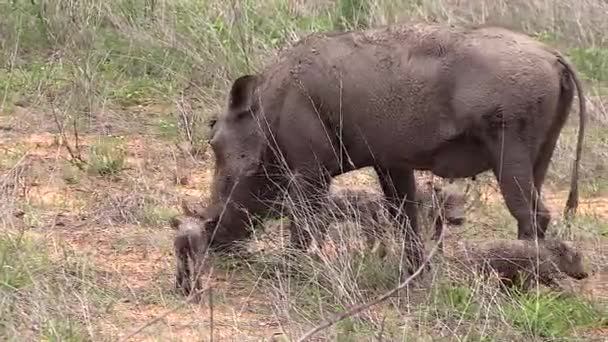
[504,291,607,338]
[88,136,127,177]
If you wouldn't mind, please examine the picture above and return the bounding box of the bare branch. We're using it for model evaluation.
[50,105,87,170]
[209,286,214,342]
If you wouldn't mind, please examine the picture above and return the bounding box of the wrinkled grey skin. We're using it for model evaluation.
[452,239,589,291]
[170,200,209,298]
[201,23,586,275]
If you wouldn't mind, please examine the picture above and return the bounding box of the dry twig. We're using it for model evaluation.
[296,230,445,342]
[50,105,87,170]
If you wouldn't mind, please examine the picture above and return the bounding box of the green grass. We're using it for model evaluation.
[88,136,127,177]
[431,282,481,320]
[548,123,608,196]
[568,47,608,82]
[151,115,181,140]
[60,164,81,185]
[244,244,402,324]
[0,234,49,290]
[334,0,372,31]
[138,202,179,227]
[0,146,27,170]
[551,213,608,240]
[504,292,607,339]
[40,319,90,342]
[0,233,118,341]
[2,0,604,115]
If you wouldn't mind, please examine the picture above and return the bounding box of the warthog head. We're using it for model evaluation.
[201,75,286,252]
[420,181,468,226]
[170,212,208,297]
[544,239,589,280]
[170,198,220,298]
[437,185,467,226]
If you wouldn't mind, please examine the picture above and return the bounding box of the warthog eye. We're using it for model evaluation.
[235,109,253,121]
[203,218,218,233]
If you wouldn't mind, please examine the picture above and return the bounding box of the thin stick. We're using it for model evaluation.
[296,233,444,342]
[119,286,210,342]
[376,314,387,342]
[209,286,214,342]
[50,106,87,170]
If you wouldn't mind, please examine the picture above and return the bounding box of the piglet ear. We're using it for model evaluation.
[206,117,218,143]
[180,199,193,216]
[228,74,259,111]
[180,198,200,216]
[169,216,183,230]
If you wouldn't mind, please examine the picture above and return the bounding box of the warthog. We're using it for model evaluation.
[170,200,209,298]
[199,22,586,275]
[170,182,466,294]
[449,239,589,291]
[417,181,468,245]
[327,182,467,248]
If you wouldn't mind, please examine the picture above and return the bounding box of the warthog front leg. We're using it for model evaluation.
[374,166,425,276]
[285,172,332,251]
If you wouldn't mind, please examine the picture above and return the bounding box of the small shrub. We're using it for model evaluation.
[138,203,178,227]
[88,137,127,177]
[60,164,81,185]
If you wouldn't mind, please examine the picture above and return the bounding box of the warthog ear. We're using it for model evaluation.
[228,74,259,112]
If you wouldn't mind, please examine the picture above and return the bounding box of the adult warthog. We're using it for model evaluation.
[199,23,586,275]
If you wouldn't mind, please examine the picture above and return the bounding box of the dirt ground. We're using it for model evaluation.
[1,109,607,341]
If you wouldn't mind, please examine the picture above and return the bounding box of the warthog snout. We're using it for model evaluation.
[571,270,589,280]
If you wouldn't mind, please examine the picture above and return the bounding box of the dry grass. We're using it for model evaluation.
[1,0,608,341]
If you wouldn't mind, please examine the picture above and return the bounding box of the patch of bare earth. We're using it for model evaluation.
[2,131,289,340]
